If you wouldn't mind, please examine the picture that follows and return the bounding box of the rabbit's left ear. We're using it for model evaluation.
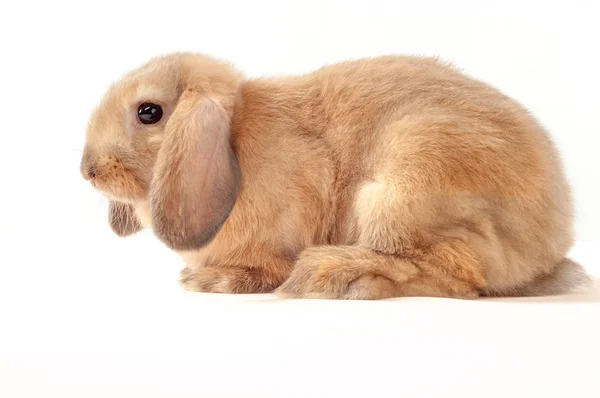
[109,201,142,237]
[150,89,240,251]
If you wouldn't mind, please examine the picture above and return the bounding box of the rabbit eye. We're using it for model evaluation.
[137,103,163,125]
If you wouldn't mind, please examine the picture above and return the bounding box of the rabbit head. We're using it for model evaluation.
[80,53,243,250]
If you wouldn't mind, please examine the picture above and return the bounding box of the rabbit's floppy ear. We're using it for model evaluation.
[109,201,142,237]
[150,88,240,251]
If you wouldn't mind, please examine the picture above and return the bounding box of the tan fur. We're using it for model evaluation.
[81,53,589,299]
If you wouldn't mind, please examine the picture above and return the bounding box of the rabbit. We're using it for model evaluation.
[80,52,590,300]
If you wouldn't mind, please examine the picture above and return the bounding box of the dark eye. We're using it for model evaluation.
[137,103,163,125]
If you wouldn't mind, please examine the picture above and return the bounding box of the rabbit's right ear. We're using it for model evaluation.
[150,88,240,251]
[109,201,142,237]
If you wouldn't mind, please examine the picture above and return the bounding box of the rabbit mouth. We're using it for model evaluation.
[81,149,150,203]
[90,167,149,203]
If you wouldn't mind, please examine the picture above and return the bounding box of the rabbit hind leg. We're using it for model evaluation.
[276,177,489,300]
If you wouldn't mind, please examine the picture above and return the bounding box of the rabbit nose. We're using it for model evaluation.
[80,151,97,181]
[82,164,96,180]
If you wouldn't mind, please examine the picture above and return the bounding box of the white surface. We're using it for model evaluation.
[1,0,599,397]
[0,240,599,398]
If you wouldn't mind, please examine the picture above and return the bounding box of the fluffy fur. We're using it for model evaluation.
[81,53,590,299]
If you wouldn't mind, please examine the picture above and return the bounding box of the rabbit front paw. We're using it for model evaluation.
[179,265,278,294]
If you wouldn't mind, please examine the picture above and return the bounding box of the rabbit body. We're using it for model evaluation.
[81,54,588,299]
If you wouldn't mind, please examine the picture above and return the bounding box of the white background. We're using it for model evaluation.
[1,1,599,397]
